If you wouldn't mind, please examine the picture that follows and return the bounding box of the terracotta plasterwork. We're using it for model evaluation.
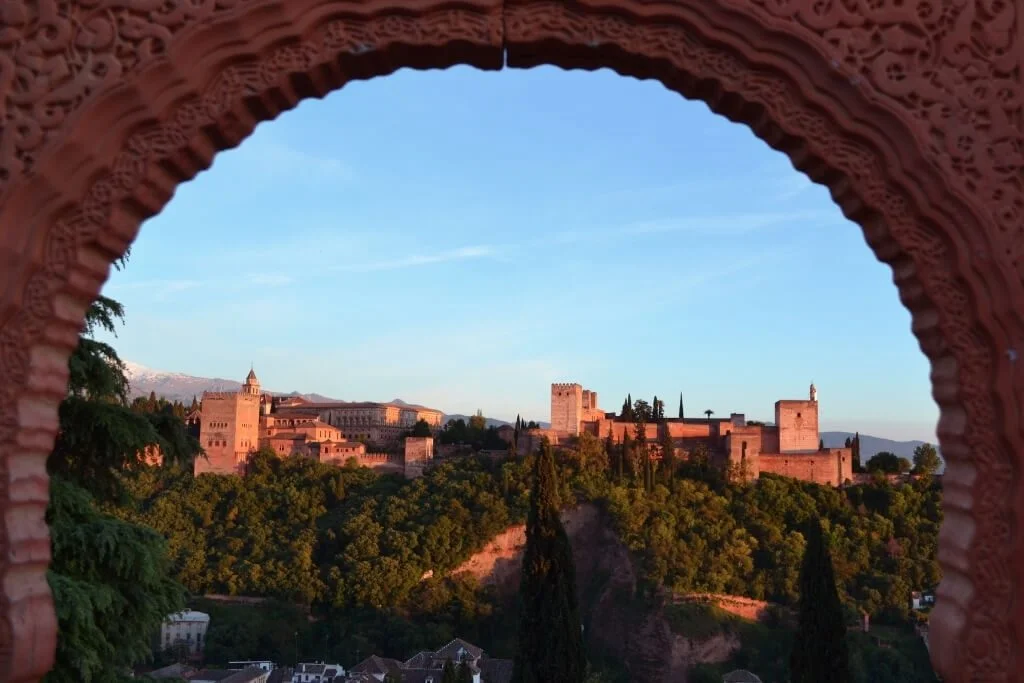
[0,1,1020,681]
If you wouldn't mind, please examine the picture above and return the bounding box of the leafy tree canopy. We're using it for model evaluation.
[912,444,941,477]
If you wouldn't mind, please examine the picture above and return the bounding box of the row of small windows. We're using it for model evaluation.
[207,439,250,448]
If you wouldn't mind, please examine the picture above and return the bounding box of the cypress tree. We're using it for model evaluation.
[621,431,633,480]
[652,395,659,423]
[660,429,676,484]
[605,433,616,480]
[511,441,586,683]
[789,518,850,683]
[456,660,474,683]
[678,392,684,419]
[442,658,458,683]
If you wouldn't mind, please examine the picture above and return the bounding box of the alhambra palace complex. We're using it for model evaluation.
[193,369,851,487]
[193,369,442,479]
[526,381,854,487]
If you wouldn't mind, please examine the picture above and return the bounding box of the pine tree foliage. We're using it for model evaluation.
[511,441,586,683]
[789,517,851,683]
[49,297,200,500]
[45,285,192,681]
[46,477,186,683]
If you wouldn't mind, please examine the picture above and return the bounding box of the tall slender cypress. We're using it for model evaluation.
[442,659,457,683]
[678,393,684,419]
[511,441,586,683]
[789,518,850,683]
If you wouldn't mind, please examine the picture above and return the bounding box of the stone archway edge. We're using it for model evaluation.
[0,2,1020,682]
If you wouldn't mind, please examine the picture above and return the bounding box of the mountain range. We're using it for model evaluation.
[820,432,934,464]
[124,361,934,464]
[123,361,338,404]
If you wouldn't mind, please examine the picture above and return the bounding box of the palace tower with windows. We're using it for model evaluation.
[194,369,262,475]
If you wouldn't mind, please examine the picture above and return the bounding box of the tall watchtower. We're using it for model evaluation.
[195,368,261,475]
[550,383,584,436]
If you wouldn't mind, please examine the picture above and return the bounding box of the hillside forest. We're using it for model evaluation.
[44,288,942,683]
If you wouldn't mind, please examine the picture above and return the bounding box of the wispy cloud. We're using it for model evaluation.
[328,245,496,273]
[112,279,205,293]
[245,273,294,286]
[108,272,295,298]
[774,173,814,201]
[544,210,828,247]
[620,210,826,237]
[231,136,353,183]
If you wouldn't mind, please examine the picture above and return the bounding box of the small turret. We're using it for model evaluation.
[810,382,818,402]
[242,366,261,396]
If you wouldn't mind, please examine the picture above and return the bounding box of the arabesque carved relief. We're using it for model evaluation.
[0,1,1021,682]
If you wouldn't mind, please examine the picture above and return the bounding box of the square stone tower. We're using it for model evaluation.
[775,399,820,453]
[195,369,262,475]
[551,383,584,436]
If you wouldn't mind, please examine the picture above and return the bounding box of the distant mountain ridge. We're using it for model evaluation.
[124,361,340,405]
[439,414,549,430]
[821,431,939,467]
[124,362,519,423]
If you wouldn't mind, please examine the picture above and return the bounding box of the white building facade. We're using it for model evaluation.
[159,609,210,658]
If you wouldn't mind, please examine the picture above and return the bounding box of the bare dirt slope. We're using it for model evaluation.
[446,503,747,682]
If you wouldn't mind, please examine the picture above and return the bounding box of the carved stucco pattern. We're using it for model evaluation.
[0,1,1020,682]
[740,0,1024,254]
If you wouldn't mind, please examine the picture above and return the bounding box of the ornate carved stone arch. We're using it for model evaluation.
[0,1,1020,681]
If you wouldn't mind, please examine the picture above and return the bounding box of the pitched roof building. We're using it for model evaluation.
[348,637,510,683]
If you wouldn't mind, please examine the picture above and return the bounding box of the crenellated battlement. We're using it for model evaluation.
[358,452,402,462]
[202,390,259,402]
[551,382,582,391]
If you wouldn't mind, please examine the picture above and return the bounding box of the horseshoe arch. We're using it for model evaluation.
[0,1,1020,681]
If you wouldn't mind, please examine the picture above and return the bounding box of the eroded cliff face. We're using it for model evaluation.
[447,504,741,682]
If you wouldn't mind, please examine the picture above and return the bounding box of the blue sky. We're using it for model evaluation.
[97,65,937,442]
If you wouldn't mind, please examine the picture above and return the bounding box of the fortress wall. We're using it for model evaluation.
[758,448,852,486]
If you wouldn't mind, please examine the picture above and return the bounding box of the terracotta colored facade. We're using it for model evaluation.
[192,370,436,479]
[550,383,604,436]
[194,370,262,476]
[273,398,443,446]
[557,382,853,487]
[0,1,1019,680]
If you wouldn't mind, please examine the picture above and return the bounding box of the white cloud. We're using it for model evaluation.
[328,245,496,272]
[619,210,828,237]
[246,273,294,286]
[775,173,814,201]
[112,278,204,293]
[233,135,353,183]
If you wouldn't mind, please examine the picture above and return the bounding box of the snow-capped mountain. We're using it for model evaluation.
[122,361,337,404]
